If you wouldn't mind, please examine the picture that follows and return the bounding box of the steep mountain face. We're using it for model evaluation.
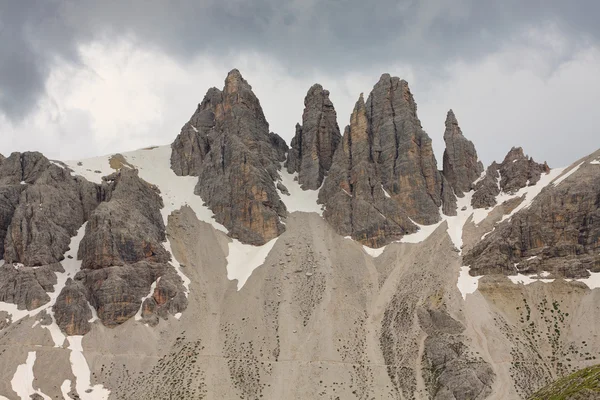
[442,110,484,197]
[319,74,456,247]
[1,69,600,400]
[285,84,342,190]
[472,147,550,209]
[465,151,600,278]
[0,152,102,311]
[171,69,288,245]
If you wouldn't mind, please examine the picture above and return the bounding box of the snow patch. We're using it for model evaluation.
[381,185,392,198]
[590,159,600,165]
[278,166,323,215]
[11,351,51,400]
[227,238,278,290]
[67,336,110,400]
[61,380,72,399]
[507,273,555,285]
[134,278,159,321]
[400,219,444,244]
[174,312,182,320]
[457,267,482,300]
[577,270,600,289]
[552,162,584,187]
[163,239,190,297]
[362,245,386,257]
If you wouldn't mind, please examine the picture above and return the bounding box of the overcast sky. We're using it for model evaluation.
[1,1,599,167]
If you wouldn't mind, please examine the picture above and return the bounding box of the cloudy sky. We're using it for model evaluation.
[1,1,599,167]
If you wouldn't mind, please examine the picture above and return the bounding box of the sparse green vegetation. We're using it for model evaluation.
[529,364,600,399]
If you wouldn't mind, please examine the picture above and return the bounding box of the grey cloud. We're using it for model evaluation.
[1,0,600,120]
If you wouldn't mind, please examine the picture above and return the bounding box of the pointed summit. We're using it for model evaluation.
[171,69,288,245]
[442,110,484,197]
[285,83,341,189]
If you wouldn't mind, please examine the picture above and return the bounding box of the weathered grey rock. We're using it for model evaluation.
[0,152,50,185]
[171,69,288,245]
[471,162,500,209]
[319,75,456,247]
[285,84,341,189]
[418,306,494,399]
[286,124,303,175]
[0,185,25,257]
[2,153,104,266]
[471,148,549,209]
[499,147,550,194]
[78,169,169,269]
[53,279,92,335]
[318,94,418,247]
[367,75,449,224]
[52,167,188,330]
[442,110,484,197]
[465,152,600,277]
[0,263,62,310]
[71,262,187,329]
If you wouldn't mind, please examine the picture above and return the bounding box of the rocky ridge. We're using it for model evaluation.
[0,68,599,400]
[472,147,550,209]
[465,151,600,278]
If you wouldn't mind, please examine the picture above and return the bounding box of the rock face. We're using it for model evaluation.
[171,69,288,245]
[78,169,169,269]
[442,110,484,197]
[285,84,342,189]
[54,168,187,333]
[0,152,103,311]
[465,155,599,277]
[472,147,550,209]
[319,74,455,247]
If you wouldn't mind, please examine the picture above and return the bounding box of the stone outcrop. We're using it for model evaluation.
[319,74,456,247]
[442,110,484,197]
[0,152,103,312]
[472,147,550,209]
[53,168,187,333]
[285,84,342,189]
[465,154,599,277]
[171,69,288,245]
[0,152,104,266]
[0,263,62,311]
[78,169,169,269]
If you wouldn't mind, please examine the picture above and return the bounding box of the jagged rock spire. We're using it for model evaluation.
[442,109,484,197]
[319,74,456,247]
[285,84,341,190]
[170,69,288,245]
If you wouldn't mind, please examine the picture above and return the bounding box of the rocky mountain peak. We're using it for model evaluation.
[285,83,341,189]
[472,146,551,208]
[171,69,288,245]
[318,74,456,247]
[442,110,484,197]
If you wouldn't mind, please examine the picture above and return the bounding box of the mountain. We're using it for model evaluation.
[0,69,598,400]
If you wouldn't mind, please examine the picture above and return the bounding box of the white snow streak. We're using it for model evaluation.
[590,159,600,165]
[67,336,110,400]
[552,162,584,187]
[10,352,51,400]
